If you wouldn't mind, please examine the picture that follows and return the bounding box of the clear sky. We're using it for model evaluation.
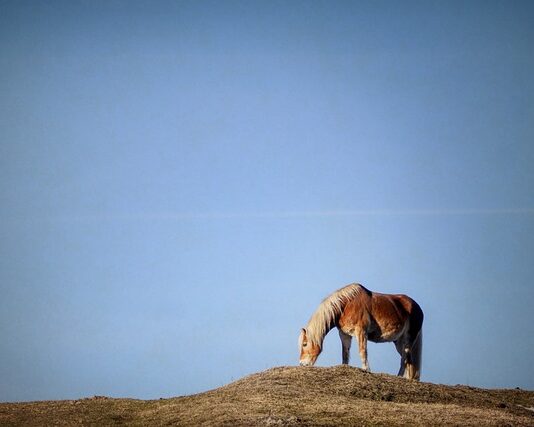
[1,0,533,402]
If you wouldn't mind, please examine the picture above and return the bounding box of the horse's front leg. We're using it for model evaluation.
[338,329,352,364]
[356,329,370,371]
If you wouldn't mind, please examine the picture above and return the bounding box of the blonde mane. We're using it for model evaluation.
[305,284,363,346]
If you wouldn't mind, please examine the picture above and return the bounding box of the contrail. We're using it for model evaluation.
[158,208,534,219]
[11,207,534,223]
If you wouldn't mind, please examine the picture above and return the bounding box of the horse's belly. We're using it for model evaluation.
[368,324,404,343]
[367,330,385,342]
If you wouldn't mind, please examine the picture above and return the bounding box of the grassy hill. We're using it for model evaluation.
[1,366,533,426]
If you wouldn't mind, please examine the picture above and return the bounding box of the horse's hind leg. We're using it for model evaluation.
[394,340,406,377]
[338,329,352,364]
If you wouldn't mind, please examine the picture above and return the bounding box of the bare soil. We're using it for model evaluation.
[1,366,533,426]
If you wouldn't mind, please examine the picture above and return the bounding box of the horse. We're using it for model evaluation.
[298,283,424,380]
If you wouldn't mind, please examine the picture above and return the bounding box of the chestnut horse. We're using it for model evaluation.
[298,283,424,380]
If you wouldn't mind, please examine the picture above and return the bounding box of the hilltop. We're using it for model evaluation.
[1,366,533,425]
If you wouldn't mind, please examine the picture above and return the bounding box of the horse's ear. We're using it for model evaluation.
[301,328,307,337]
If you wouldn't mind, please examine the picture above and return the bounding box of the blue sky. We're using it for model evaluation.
[1,0,533,401]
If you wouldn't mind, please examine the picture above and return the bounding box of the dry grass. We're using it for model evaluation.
[1,366,533,426]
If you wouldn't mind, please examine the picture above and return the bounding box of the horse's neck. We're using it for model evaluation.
[307,321,334,346]
[306,305,342,346]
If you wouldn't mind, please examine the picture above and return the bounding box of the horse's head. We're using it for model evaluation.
[298,328,321,366]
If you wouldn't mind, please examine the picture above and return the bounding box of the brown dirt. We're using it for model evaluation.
[1,365,533,426]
